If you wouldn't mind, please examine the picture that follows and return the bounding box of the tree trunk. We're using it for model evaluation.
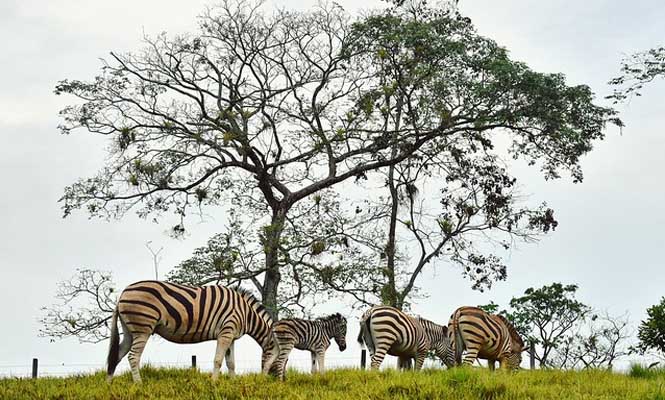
[383,96,403,310]
[384,160,400,310]
[261,206,287,320]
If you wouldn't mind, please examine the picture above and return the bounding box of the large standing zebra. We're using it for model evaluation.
[106,280,279,382]
[357,305,455,370]
[271,313,347,380]
[448,306,526,370]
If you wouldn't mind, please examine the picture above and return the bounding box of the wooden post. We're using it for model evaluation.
[360,350,366,369]
[529,341,536,370]
[191,355,197,369]
[32,358,38,379]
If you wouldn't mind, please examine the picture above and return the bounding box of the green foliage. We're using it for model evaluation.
[637,297,665,355]
[630,363,665,379]
[350,7,619,183]
[477,302,501,315]
[509,283,591,367]
[2,367,665,400]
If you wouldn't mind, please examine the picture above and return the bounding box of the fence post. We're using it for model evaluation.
[529,341,535,370]
[191,355,197,369]
[360,350,366,369]
[32,358,38,379]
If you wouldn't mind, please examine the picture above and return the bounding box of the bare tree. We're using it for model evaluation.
[145,241,164,280]
[551,312,632,370]
[375,149,557,310]
[39,269,116,343]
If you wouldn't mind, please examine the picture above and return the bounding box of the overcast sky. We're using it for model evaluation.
[0,0,663,376]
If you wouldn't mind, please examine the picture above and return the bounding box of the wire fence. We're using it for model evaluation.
[0,353,423,379]
[0,342,540,379]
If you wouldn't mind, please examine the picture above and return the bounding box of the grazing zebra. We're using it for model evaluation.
[448,306,526,370]
[272,313,347,380]
[357,305,455,370]
[106,280,279,382]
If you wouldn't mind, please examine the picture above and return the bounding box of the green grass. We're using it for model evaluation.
[630,363,665,379]
[1,366,665,400]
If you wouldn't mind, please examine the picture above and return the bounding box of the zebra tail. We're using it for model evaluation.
[356,321,365,349]
[106,309,120,379]
[452,312,464,366]
[266,328,282,376]
[357,312,375,353]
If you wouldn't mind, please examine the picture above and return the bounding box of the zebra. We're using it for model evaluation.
[448,306,526,370]
[106,280,279,382]
[271,313,347,380]
[357,305,455,370]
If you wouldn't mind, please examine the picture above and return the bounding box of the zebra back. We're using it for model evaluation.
[494,314,525,352]
[274,313,347,351]
[417,316,455,367]
[360,305,428,356]
[116,281,274,349]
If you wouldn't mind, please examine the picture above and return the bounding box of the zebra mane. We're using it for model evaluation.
[233,287,272,321]
[495,314,524,349]
[316,313,345,323]
[417,316,448,334]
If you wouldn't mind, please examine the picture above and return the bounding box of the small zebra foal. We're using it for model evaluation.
[272,313,347,380]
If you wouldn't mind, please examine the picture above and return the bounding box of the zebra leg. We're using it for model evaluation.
[316,352,326,373]
[462,346,480,367]
[225,342,236,377]
[370,340,393,370]
[397,356,409,370]
[212,335,234,381]
[414,353,426,371]
[127,333,150,383]
[275,341,294,381]
[310,351,318,373]
[488,359,496,371]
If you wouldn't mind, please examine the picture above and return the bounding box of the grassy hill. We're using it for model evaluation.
[1,366,664,400]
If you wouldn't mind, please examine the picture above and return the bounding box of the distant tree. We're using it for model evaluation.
[56,0,618,318]
[609,47,665,102]
[480,287,631,370]
[635,297,665,358]
[39,269,116,343]
[551,312,631,370]
[509,283,591,367]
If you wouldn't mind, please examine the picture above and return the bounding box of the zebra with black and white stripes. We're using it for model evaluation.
[106,280,279,382]
[272,313,347,380]
[448,306,526,370]
[357,305,455,370]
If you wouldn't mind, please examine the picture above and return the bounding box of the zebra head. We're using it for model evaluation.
[502,317,527,370]
[504,348,524,370]
[433,326,456,368]
[323,313,347,351]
